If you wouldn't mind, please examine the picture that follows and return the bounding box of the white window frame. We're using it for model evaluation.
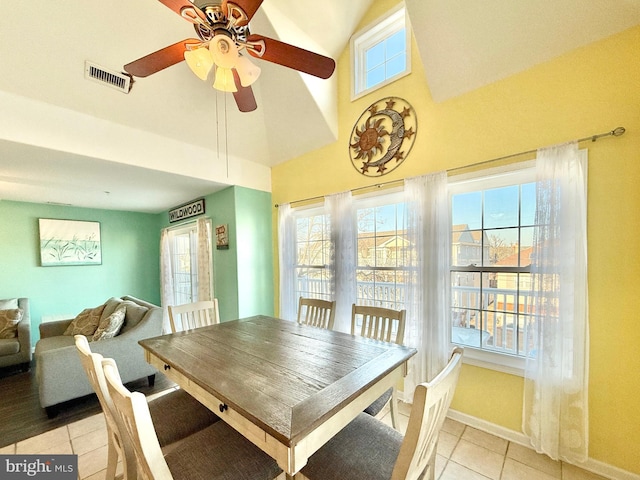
[448,162,537,376]
[350,3,411,101]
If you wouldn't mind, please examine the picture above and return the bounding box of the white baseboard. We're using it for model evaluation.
[447,409,640,480]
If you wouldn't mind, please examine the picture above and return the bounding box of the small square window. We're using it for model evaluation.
[351,4,411,100]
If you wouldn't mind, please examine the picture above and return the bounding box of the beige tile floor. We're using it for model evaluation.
[0,392,610,480]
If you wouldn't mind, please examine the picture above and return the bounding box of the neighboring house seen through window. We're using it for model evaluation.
[355,192,408,311]
[292,192,408,312]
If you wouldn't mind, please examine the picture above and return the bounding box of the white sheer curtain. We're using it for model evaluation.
[278,203,298,321]
[159,229,175,333]
[326,192,356,333]
[196,217,214,302]
[523,142,589,463]
[403,171,450,402]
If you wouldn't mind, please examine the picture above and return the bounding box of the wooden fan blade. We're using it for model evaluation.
[124,39,201,77]
[247,34,336,79]
[158,0,194,16]
[232,69,257,112]
[158,0,207,23]
[223,0,264,25]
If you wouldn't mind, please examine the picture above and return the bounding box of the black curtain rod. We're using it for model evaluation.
[274,126,626,208]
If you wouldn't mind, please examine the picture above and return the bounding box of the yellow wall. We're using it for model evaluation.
[271,0,640,473]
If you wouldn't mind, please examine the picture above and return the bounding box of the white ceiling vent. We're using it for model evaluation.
[84,61,132,93]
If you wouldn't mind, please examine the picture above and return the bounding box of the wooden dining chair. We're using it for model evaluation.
[297,297,336,330]
[168,299,220,333]
[102,357,283,480]
[75,335,135,480]
[75,336,219,480]
[300,347,464,480]
[352,304,407,429]
[351,304,406,344]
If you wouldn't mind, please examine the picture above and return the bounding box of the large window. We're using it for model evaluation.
[294,207,332,302]
[449,167,537,364]
[351,4,410,100]
[355,193,408,310]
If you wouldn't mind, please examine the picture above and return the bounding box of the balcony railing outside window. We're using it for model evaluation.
[296,276,531,356]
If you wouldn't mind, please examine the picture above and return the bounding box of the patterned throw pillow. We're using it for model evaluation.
[0,308,23,339]
[92,305,126,342]
[63,304,106,336]
[0,298,18,310]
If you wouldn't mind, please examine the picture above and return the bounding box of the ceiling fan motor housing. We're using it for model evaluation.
[193,3,250,46]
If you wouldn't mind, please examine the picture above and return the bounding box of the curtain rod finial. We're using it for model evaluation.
[612,127,626,137]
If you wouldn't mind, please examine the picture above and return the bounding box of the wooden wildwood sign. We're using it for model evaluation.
[168,198,205,223]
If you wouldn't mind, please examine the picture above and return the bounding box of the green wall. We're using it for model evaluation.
[235,187,274,318]
[209,187,240,321]
[159,186,274,321]
[0,200,162,344]
[0,186,274,345]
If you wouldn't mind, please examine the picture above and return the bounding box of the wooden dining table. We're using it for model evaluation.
[139,315,416,478]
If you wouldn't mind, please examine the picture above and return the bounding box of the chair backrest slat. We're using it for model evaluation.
[297,297,336,330]
[351,304,407,345]
[168,299,220,333]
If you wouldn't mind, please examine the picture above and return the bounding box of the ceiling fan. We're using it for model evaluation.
[124,0,336,112]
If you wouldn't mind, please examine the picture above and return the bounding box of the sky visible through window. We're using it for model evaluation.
[365,29,406,90]
[452,183,536,248]
[358,203,405,233]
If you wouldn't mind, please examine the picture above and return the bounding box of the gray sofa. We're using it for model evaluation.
[0,297,31,371]
[35,295,163,416]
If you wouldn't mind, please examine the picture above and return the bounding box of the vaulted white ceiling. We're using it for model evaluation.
[1,0,638,213]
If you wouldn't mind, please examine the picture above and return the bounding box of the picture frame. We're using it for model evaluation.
[38,218,102,266]
[216,224,229,250]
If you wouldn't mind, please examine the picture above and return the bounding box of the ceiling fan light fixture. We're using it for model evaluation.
[184,47,214,80]
[213,66,237,92]
[235,54,261,87]
[209,34,240,69]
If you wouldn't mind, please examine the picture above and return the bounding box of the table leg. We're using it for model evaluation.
[390,387,400,430]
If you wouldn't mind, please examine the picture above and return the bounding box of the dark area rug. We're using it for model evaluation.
[0,363,175,448]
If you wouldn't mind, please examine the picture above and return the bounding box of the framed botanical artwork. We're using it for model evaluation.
[39,219,102,266]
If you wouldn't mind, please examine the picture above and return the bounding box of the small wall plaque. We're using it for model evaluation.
[216,224,229,249]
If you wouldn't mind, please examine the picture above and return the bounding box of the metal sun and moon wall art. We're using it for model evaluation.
[349,97,417,177]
